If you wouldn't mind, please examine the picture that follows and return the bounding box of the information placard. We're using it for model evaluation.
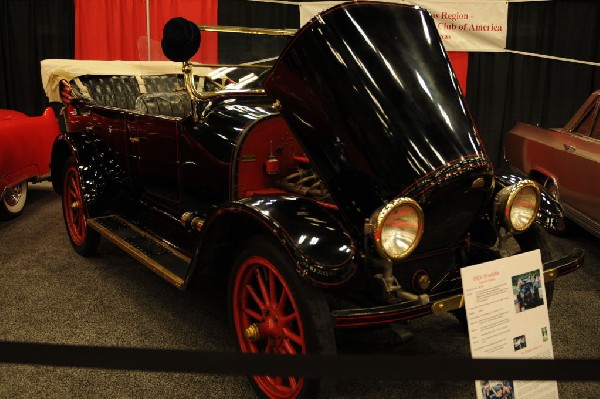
[460,250,559,399]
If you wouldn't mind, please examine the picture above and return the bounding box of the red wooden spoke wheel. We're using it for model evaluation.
[63,165,87,246]
[233,255,305,398]
[229,238,335,399]
[61,157,100,256]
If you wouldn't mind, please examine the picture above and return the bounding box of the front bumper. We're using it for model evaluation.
[332,248,584,328]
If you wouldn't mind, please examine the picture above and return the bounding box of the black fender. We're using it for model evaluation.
[50,131,123,216]
[189,195,357,287]
[495,171,565,233]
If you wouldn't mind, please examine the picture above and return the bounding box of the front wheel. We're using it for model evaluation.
[61,157,100,256]
[229,236,336,399]
[0,181,28,220]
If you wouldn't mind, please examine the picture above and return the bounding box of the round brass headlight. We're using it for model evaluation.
[495,180,540,232]
[370,198,424,260]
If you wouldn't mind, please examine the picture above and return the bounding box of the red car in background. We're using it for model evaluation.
[505,90,600,236]
[0,107,60,219]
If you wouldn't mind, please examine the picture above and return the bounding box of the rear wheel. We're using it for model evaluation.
[229,236,336,399]
[62,157,100,256]
[0,181,27,220]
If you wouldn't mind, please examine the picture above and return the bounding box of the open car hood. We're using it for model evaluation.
[264,2,489,225]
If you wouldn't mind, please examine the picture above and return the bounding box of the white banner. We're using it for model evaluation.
[297,1,508,52]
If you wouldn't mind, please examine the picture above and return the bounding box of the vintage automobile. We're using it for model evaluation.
[45,2,582,398]
[0,107,60,219]
[505,90,600,237]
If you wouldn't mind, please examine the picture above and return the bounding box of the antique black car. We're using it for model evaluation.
[47,2,582,398]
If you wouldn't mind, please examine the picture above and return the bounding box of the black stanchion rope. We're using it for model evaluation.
[0,341,598,381]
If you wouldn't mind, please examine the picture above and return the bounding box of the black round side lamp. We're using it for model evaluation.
[161,17,201,62]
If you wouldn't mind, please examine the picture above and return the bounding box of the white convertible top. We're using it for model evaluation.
[40,59,213,102]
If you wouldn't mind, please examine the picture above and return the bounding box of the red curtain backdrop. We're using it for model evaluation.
[149,0,218,63]
[448,51,468,94]
[75,0,218,62]
[75,0,146,60]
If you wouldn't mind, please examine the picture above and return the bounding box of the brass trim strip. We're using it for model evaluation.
[183,63,267,101]
[191,62,272,70]
[190,217,204,231]
[88,218,189,289]
[543,268,557,282]
[198,24,296,36]
[431,294,464,315]
[113,216,191,263]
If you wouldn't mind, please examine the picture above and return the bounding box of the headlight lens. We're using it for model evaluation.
[495,180,540,232]
[370,198,424,260]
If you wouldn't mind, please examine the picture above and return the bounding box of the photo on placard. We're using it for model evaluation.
[511,269,544,313]
[541,326,548,342]
[479,379,515,399]
[513,334,527,351]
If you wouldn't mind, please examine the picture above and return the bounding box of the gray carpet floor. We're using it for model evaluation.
[0,182,598,398]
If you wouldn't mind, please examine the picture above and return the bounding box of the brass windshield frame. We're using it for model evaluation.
[181,24,295,107]
[198,24,296,36]
[182,62,267,101]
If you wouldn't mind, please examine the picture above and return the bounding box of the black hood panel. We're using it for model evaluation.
[265,2,489,226]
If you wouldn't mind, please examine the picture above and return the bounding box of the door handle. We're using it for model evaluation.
[563,144,576,152]
[129,137,140,143]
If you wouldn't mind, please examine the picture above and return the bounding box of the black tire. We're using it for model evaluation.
[0,181,28,220]
[228,236,336,399]
[61,157,100,256]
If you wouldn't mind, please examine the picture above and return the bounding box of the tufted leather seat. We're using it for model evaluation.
[142,74,186,93]
[134,92,191,118]
[69,74,200,117]
[77,76,140,109]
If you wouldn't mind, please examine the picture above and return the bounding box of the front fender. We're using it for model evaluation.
[51,131,122,216]
[198,196,357,286]
[495,171,565,233]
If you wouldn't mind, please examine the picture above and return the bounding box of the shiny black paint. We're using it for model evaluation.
[202,196,356,284]
[179,95,277,211]
[49,0,583,332]
[265,2,488,228]
[51,130,123,217]
[194,95,277,163]
[130,114,183,203]
[54,92,358,284]
[395,157,494,253]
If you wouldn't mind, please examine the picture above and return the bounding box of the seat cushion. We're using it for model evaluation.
[134,92,192,118]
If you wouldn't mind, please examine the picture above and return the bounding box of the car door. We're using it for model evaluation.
[88,107,131,178]
[127,114,181,204]
[558,95,600,222]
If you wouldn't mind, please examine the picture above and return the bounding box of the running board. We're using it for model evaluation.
[87,215,191,289]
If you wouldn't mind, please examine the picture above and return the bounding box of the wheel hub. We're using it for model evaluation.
[244,323,261,342]
[5,185,22,206]
[244,308,285,346]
